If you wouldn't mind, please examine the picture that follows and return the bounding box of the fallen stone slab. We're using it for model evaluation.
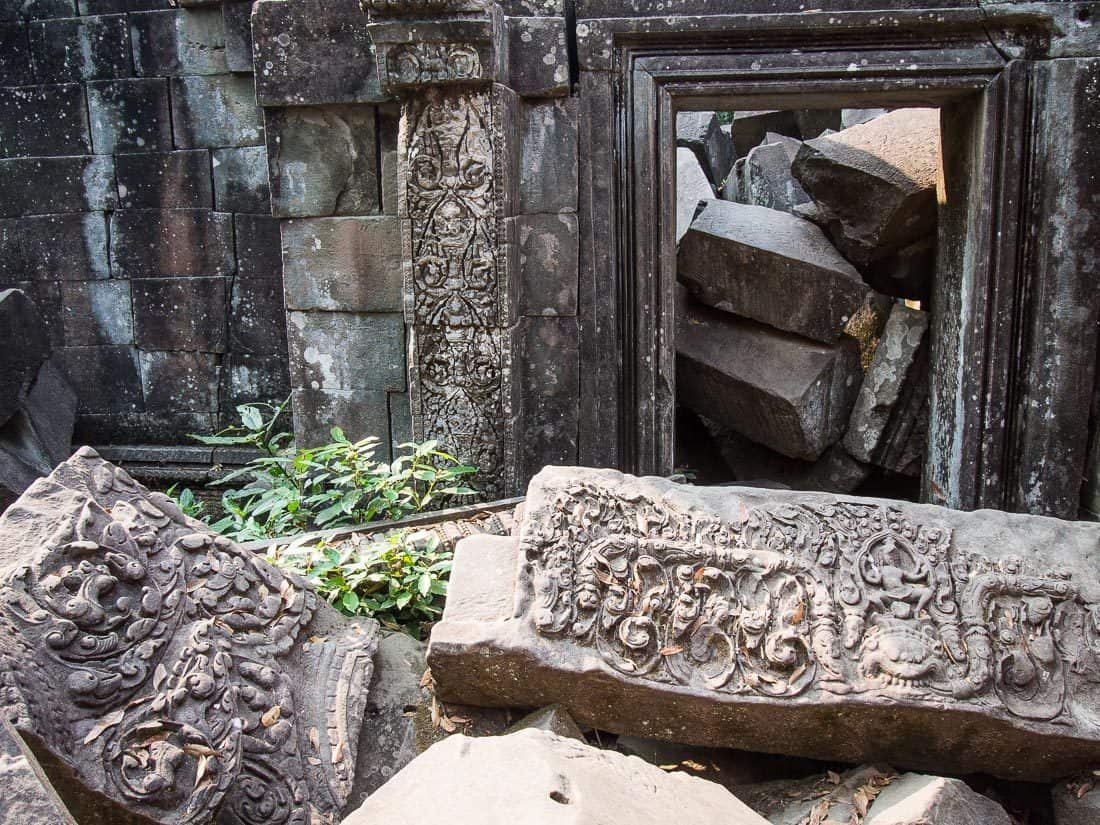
[0,448,380,825]
[739,764,897,824]
[725,110,801,158]
[864,772,1011,825]
[676,287,862,461]
[428,465,1100,781]
[736,133,812,214]
[792,108,940,264]
[842,108,888,128]
[677,111,735,189]
[1052,781,1100,824]
[676,147,714,244]
[843,304,929,475]
[0,720,75,824]
[862,236,936,301]
[342,728,770,825]
[678,200,870,343]
[0,289,50,426]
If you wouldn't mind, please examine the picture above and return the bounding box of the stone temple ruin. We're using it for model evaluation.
[2,0,1100,822]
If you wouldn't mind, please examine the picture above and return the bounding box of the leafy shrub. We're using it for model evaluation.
[166,484,207,521]
[269,529,451,638]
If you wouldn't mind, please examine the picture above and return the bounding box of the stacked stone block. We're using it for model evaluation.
[0,0,288,449]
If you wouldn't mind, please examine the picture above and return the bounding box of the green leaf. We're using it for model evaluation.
[417,572,432,597]
[341,591,360,612]
[239,405,264,431]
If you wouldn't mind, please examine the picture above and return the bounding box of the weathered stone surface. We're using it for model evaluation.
[28,13,130,81]
[110,209,234,278]
[265,105,379,218]
[863,772,1011,825]
[429,465,1100,781]
[291,388,391,449]
[844,304,929,473]
[287,311,405,391]
[1052,782,1100,824]
[792,108,940,264]
[515,316,581,483]
[677,111,735,188]
[507,16,569,97]
[862,236,935,302]
[0,24,33,87]
[20,359,77,467]
[520,98,578,213]
[736,134,812,213]
[507,705,585,741]
[282,217,402,312]
[676,288,862,460]
[0,155,116,218]
[739,764,897,824]
[229,261,286,354]
[678,200,870,344]
[221,351,289,410]
[138,351,220,411]
[170,74,263,148]
[54,345,141,414]
[0,721,72,824]
[212,145,269,213]
[221,0,252,71]
[251,0,384,106]
[115,150,213,209]
[842,108,888,129]
[129,8,226,76]
[0,213,109,282]
[86,78,172,154]
[59,280,133,346]
[132,277,228,351]
[516,211,578,316]
[343,729,770,825]
[793,109,841,140]
[727,110,800,158]
[0,448,380,824]
[0,289,50,424]
[676,147,713,244]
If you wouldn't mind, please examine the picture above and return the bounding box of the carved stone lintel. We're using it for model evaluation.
[361,0,488,16]
[0,449,379,825]
[429,467,1100,781]
[367,18,497,95]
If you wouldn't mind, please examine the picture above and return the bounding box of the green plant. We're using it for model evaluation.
[166,484,207,520]
[270,529,452,638]
[190,399,478,542]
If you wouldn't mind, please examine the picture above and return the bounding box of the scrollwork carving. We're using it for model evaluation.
[387,43,484,88]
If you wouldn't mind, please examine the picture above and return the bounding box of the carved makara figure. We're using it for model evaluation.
[0,448,379,824]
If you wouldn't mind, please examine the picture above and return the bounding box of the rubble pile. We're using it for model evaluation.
[675,108,936,494]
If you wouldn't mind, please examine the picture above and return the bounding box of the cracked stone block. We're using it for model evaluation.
[138,350,220,411]
[677,111,735,188]
[0,289,50,425]
[213,145,270,212]
[0,24,33,86]
[736,133,812,213]
[0,155,115,218]
[115,149,213,209]
[676,287,862,461]
[864,772,1010,825]
[677,199,870,343]
[726,110,800,158]
[0,84,89,157]
[59,280,133,346]
[1053,782,1100,824]
[676,147,714,244]
[516,211,578,316]
[222,0,252,71]
[54,344,141,414]
[129,8,226,75]
[286,311,405,392]
[282,217,402,312]
[86,78,172,154]
[291,388,392,450]
[132,276,229,351]
[429,465,1100,781]
[343,729,770,825]
[28,13,130,81]
[0,213,109,282]
[110,209,234,278]
[251,0,385,106]
[843,303,929,476]
[507,16,569,97]
[265,105,378,217]
[170,74,264,148]
[792,108,940,265]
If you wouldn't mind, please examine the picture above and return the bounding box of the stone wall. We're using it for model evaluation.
[0,0,288,449]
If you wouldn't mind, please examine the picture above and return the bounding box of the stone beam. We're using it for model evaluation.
[429,466,1100,781]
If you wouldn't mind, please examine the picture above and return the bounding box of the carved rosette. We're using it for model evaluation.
[0,449,379,825]
[519,474,1100,723]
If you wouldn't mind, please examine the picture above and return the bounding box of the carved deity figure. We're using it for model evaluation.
[0,448,379,825]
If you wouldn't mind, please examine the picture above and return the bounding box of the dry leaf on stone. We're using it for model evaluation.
[83,708,125,744]
[659,644,684,656]
[261,705,282,727]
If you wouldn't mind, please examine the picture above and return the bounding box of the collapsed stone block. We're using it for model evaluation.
[735,133,812,213]
[676,147,713,244]
[862,235,935,301]
[429,465,1100,781]
[726,110,800,158]
[1052,782,1100,825]
[0,288,50,425]
[792,108,940,264]
[676,288,862,461]
[677,199,870,343]
[0,720,71,824]
[677,111,735,188]
[863,772,1011,825]
[0,448,380,824]
[343,728,770,825]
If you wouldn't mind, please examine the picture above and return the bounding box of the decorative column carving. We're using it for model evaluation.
[367,5,515,497]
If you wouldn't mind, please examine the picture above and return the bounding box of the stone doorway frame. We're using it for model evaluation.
[577,8,1095,515]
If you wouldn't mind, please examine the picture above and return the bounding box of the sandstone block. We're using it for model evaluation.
[170,74,263,148]
[54,344,141,414]
[842,108,887,128]
[792,108,940,264]
[678,199,870,344]
[429,466,1100,781]
[793,109,841,140]
[286,311,405,392]
[737,133,812,213]
[0,24,33,86]
[86,77,172,154]
[229,264,286,354]
[676,288,861,460]
[862,235,935,301]
[0,213,109,281]
[110,209,234,278]
[213,145,269,212]
[221,351,289,409]
[507,16,569,97]
[138,350,220,410]
[265,105,379,217]
[677,111,735,188]
[0,0,74,17]
[28,13,130,81]
[129,8,227,75]
[520,97,577,213]
[1053,783,1100,824]
[58,279,133,345]
[115,149,213,209]
[221,0,252,71]
[282,216,402,312]
[79,0,170,11]
[3,281,62,347]
[0,155,115,217]
[739,765,897,824]
[843,303,929,474]
[343,729,770,825]
[0,289,50,425]
[133,277,228,351]
[290,387,392,449]
[19,359,77,467]
[727,110,800,158]
[0,722,71,824]
[676,147,713,244]
[234,213,281,279]
[516,211,579,316]
[864,772,1010,825]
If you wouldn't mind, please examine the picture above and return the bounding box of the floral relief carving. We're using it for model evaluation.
[386,43,484,88]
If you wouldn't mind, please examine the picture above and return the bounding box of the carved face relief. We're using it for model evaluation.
[0,449,378,825]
